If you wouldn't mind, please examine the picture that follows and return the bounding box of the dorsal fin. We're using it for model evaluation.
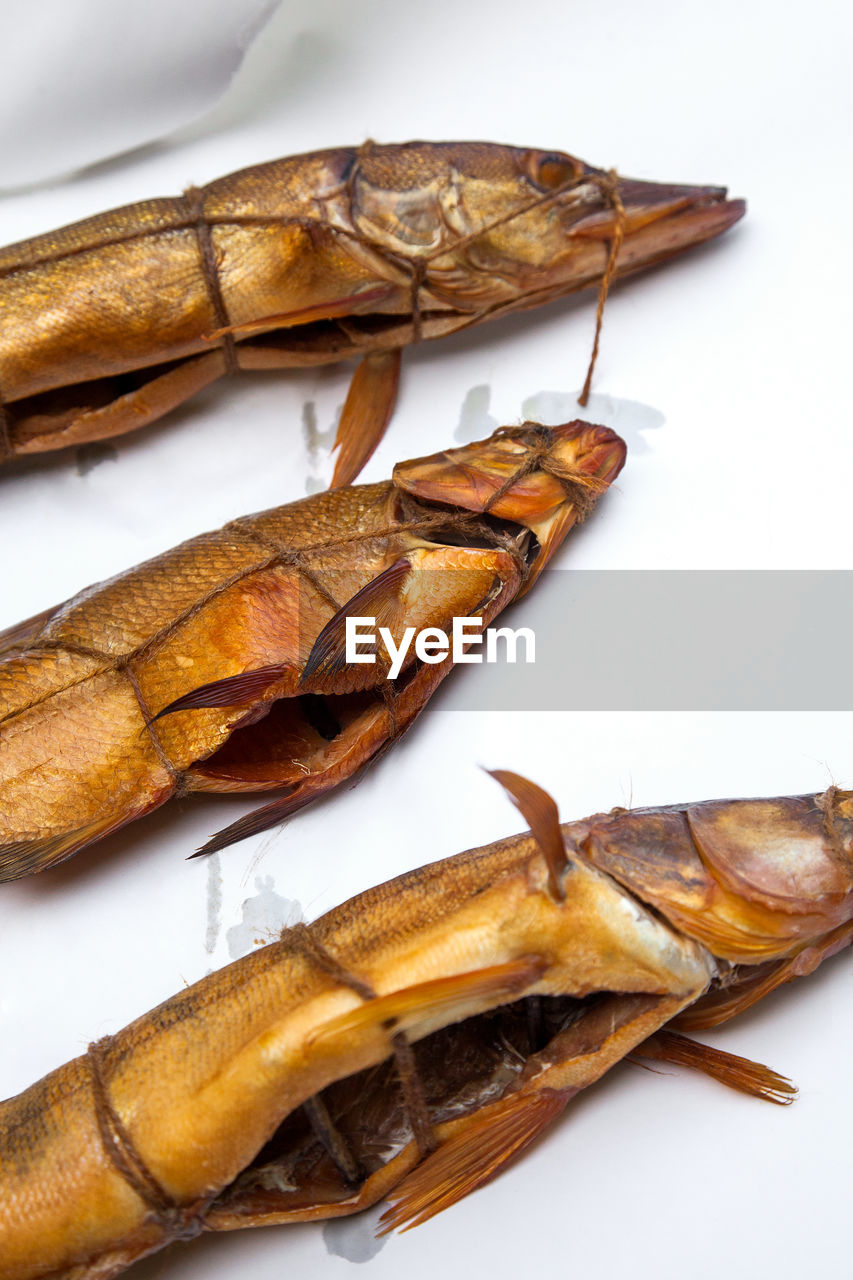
[488,769,569,899]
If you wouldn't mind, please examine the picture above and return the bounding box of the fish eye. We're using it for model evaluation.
[530,152,582,192]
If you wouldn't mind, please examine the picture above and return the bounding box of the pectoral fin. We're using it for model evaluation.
[300,558,412,689]
[674,919,853,1031]
[206,286,398,338]
[150,664,290,721]
[307,956,546,1048]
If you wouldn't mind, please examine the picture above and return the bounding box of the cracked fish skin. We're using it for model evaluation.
[1,782,850,1279]
[0,420,626,879]
[0,140,744,478]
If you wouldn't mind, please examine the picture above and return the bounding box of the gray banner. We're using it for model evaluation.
[441,570,852,711]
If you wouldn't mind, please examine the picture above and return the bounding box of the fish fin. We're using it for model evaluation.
[189,787,309,857]
[308,956,546,1048]
[150,664,290,721]
[487,769,569,899]
[0,602,62,654]
[300,557,411,688]
[637,1030,796,1105]
[207,286,397,338]
[672,965,791,1031]
[379,1088,568,1233]
[330,349,402,488]
[0,813,138,882]
[675,920,853,1031]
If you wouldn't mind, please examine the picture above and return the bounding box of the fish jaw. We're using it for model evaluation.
[573,172,747,276]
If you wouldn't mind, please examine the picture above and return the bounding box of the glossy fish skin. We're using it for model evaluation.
[0,421,625,880]
[0,141,744,479]
[1,783,850,1280]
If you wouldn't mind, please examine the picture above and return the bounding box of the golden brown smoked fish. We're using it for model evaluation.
[2,772,850,1279]
[0,421,624,879]
[0,141,744,482]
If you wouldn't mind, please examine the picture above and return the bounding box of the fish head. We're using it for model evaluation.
[392,420,626,587]
[378,142,746,312]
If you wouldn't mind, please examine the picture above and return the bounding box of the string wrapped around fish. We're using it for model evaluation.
[0,140,744,483]
[2,770,850,1280]
[0,420,625,880]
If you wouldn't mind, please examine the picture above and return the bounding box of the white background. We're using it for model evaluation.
[0,2,851,1278]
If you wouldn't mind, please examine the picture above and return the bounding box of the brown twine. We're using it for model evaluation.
[285,924,436,1157]
[0,399,11,461]
[87,1038,207,1241]
[484,423,609,524]
[420,167,596,266]
[303,1093,364,1185]
[283,923,376,1002]
[378,680,401,740]
[391,1031,437,1157]
[185,185,239,376]
[414,163,627,405]
[816,786,853,877]
[578,171,627,406]
[0,366,12,459]
[409,259,426,345]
